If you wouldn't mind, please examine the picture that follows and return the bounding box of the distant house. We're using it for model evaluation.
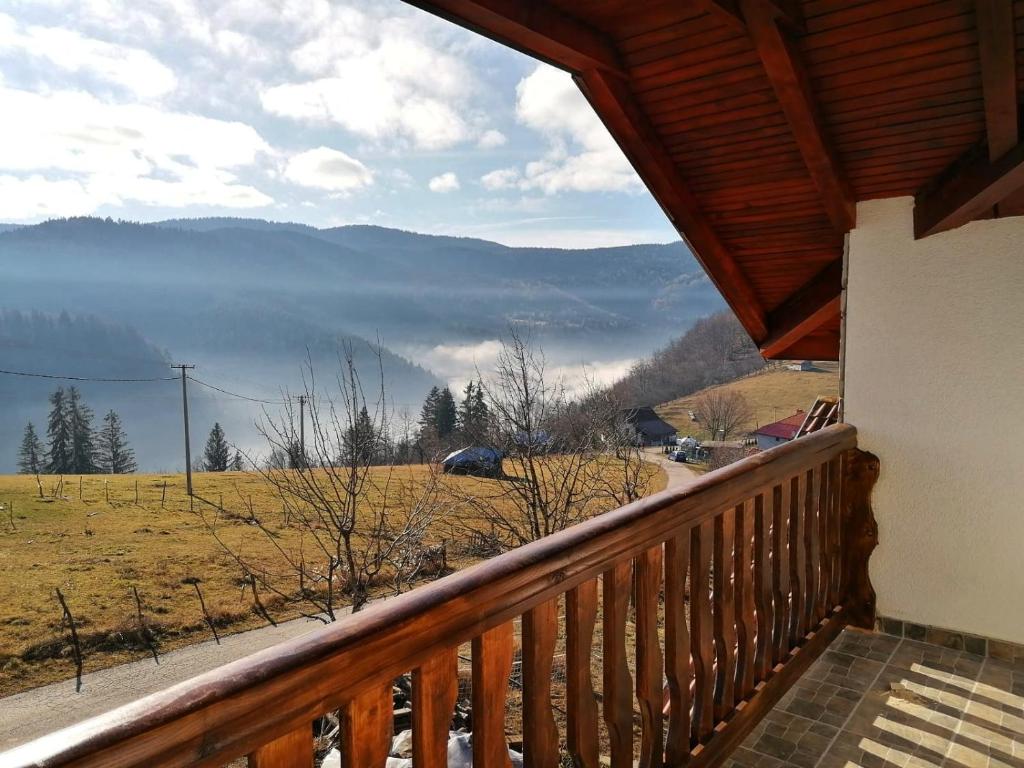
[622,407,678,446]
[787,360,816,371]
[752,411,807,450]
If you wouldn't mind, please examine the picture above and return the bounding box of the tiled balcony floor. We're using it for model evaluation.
[724,629,1024,768]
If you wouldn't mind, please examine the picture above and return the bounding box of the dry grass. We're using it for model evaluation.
[0,461,666,697]
[656,364,840,441]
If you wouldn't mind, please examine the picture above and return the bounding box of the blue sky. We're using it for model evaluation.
[0,0,680,247]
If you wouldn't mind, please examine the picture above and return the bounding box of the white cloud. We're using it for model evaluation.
[428,172,460,193]
[480,168,520,191]
[477,129,507,149]
[0,85,274,218]
[0,13,176,98]
[482,64,641,195]
[0,174,95,219]
[284,147,373,192]
[260,10,484,150]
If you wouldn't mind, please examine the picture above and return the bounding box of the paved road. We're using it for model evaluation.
[645,447,702,490]
[0,614,328,750]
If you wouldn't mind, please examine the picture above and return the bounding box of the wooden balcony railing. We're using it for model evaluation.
[2,423,878,768]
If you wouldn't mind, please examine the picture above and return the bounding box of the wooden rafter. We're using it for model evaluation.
[692,0,803,31]
[976,0,1018,161]
[759,259,842,358]
[741,0,855,233]
[401,0,624,76]
[576,69,768,340]
[915,139,1024,237]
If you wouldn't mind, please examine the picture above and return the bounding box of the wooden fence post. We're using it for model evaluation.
[840,449,880,629]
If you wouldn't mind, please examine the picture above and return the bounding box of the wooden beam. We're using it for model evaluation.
[914,138,1024,237]
[741,0,855,233]
[692,0,803,31]
[759,259,842,359]
[771,331,841,362]
[976,0,1018,161]
[401,0,624,76]
[576,68,768,340]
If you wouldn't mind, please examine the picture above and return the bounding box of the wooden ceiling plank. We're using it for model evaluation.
[740,0,857,232]
[400,0,624,75]
[759,259,844,358]
[576,68,768,340]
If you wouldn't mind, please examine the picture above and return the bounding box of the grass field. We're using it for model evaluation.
[657,363,840,441]
[0,462,666,697]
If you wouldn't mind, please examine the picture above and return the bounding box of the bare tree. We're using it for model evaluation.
[198,346,443,621]
[449,330,648,548]
[692,389,754,440]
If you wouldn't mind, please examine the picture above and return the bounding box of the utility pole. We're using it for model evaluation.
[171,364,196,495]
[298,394,306,464]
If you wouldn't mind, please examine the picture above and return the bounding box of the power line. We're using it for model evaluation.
[0,368,177,383]
[185,375,288,405]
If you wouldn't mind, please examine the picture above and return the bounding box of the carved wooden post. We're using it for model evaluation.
[839,449,879,629]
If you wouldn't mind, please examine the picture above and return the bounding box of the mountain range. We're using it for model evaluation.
[0,217,724,470]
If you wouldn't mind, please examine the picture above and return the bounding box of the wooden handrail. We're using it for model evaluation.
[2,423,871,768]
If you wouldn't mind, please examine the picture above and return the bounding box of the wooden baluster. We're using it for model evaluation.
[752,492,774,683]
[566,579,599,768]
[248,726,312,768]
[840,449,880,629]
[473,622,514,768]
[790,473,808,645]
[815,460,831,622]
[805,465,822,629]
[713,510,737,723]
[412,648,458,768]
[771,481,791,665]
[522,599,559,768]
[827,456,842,608]
[664,533,691,766]
[690,519,714,744]
[635,544,664,768]
[602,562,633,768]
[339,683,392,768]
[734,500,756,701]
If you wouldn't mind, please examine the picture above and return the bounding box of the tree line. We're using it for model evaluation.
[18,387,136,475]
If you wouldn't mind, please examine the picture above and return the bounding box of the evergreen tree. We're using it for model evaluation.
[457,380,491,442]
[97,410,136,474]
[418,386,441,436]
[343,406,378,465]
[230,450,244,472]
[436,386,457,439]
[46,387,73,474]
[67,387,97,474]
[17,423,44,474]
[203,423,230,471]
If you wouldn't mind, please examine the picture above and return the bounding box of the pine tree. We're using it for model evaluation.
[97,410,137,474]
[343,406,378,465]
[436,387,457,439]
[457,380,491,442]
[230,451,244,471]
[67,387,97,474]
[17,423,44,474]
[46,388,73,474]
[418,386,441,436]
[203,423,231,472]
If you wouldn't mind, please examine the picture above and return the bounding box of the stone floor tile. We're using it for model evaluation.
[820,728,946,767]
[741,709,839,768]
[831,629,903,663]
[778,678,864,728]
[889,640,986,683]
[802,649,888,693]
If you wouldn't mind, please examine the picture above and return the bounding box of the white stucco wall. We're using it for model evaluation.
[844,197,1024,644]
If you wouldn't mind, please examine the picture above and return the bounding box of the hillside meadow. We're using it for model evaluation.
[0,461,665,696]
[657,364,840,441]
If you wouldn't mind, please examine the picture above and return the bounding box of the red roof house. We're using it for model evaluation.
[753,411,806,448]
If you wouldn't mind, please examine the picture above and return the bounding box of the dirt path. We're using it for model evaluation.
[0,614,328,750]
[645,447,702,490]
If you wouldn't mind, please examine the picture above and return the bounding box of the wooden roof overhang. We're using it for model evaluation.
[402,0,1024,360]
